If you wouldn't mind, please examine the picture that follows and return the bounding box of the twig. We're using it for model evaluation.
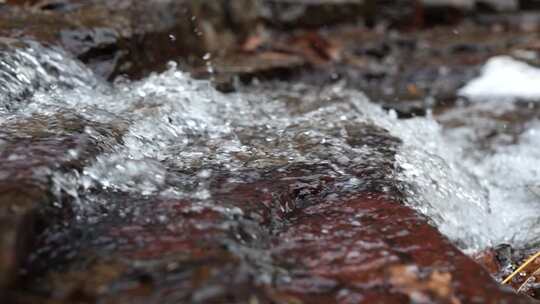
[516,266,540,293]
[502,251,540,285]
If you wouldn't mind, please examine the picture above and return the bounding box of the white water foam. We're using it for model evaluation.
[2,43,540,251]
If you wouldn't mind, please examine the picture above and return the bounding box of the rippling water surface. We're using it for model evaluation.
[2,41,540,252]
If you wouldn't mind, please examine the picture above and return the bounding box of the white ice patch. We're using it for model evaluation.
[459,56,540,101]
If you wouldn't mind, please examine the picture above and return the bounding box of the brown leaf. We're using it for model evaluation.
[388,265,460,303]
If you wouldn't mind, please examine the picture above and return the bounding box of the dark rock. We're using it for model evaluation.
[271,195,530,303]
[0,203,35,296]
[474,248,503,274]
[10,184,532,303]
[0,113,124,295]
[5,119,530,303]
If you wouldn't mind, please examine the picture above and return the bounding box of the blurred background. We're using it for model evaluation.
[4,0,540,116]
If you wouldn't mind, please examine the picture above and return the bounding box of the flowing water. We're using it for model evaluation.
[2,40,540,257]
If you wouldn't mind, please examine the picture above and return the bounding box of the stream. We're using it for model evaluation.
[3,41,540,252]
[2,38,540,302]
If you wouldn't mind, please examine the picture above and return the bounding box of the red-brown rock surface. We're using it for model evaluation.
[0,113,124,295]
[7,164,534,303]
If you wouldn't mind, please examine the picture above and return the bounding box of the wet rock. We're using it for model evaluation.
[474,248,503,274]
[0,113,124,294]
[491,247,540,300]
[11,183,532,303]
[271,196,531,303]
[0,202,35,295]
[473,245,540,300]
[5,112,529,303]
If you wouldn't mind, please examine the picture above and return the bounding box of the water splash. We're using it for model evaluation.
[2,41,540,251]
[0,40,98,115]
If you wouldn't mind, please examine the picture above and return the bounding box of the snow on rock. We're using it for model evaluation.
[459,56,540,101]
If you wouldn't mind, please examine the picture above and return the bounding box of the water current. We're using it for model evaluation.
[1,41,539,253]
